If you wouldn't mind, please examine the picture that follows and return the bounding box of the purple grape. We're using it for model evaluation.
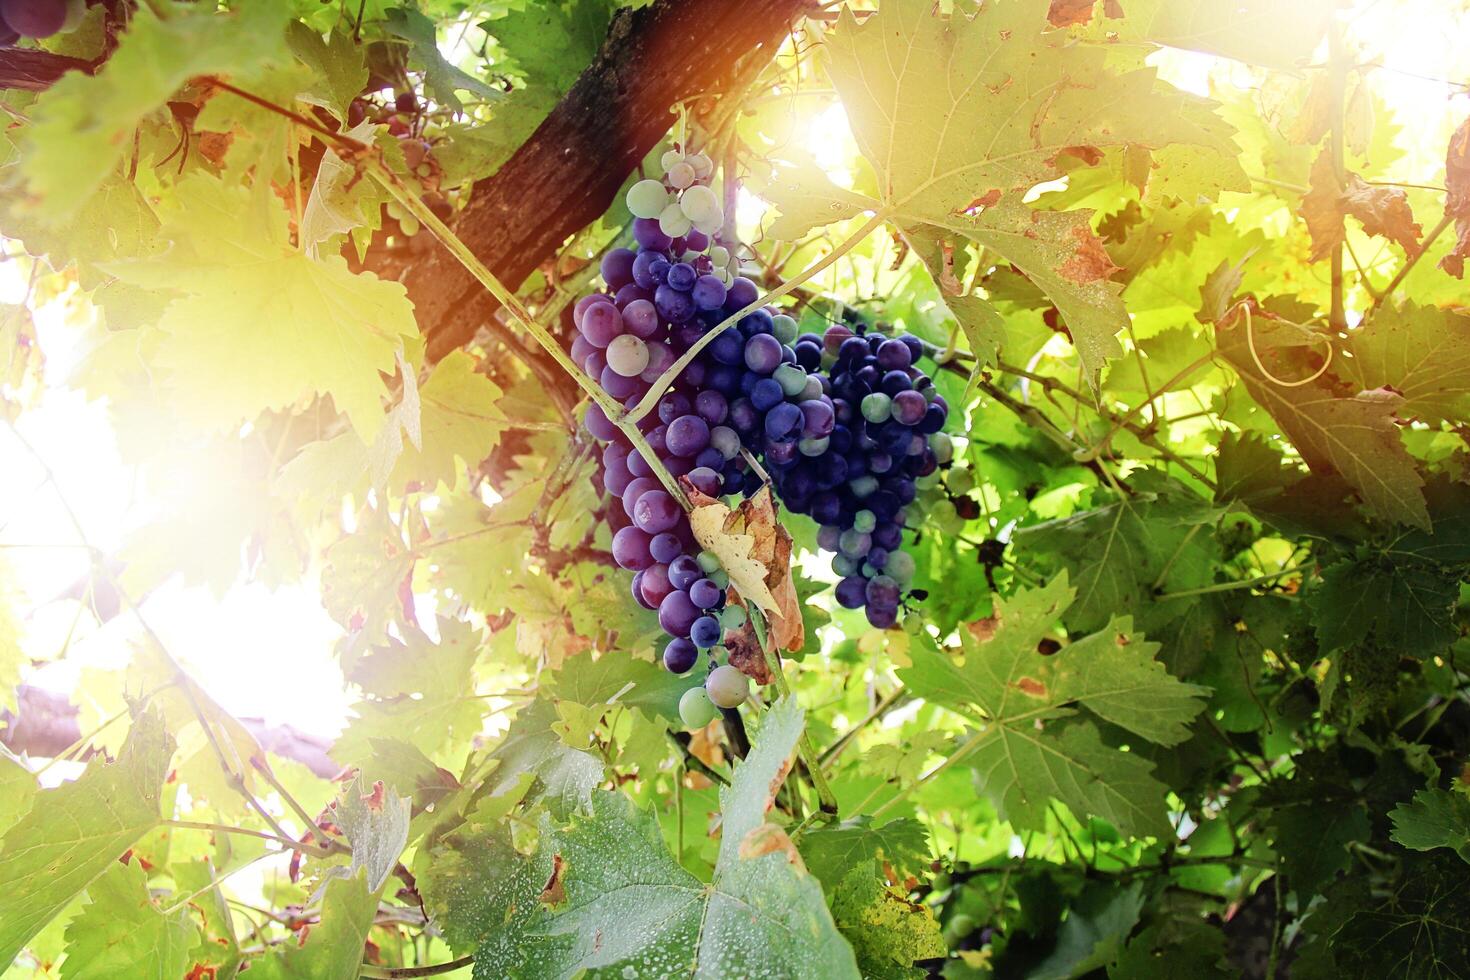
[633,218,673,251]
[585,404,620,442]
[669,555,703,591]
[600,365,643,400]
[765,440,798,466]
[690,615,722,648]
[571,334,594,367]
[665,454,694,478]
[631,570,655,610]
[633,490,681,534]
[621,299,659,339]
[650,532,684,564]
[627,449,652,478]
[920,403,947,434]
[835,576,867,609]
[0,0,65,37]
[656,285,696,323]
[667,262,697,291]
[839,337,869,363]
[640,341,675,383]
[744,333,784,375]
[794,342,821,370]
[750,378,785,412]
[900,334,924,363]
[839,528,872,558]
[659,392,692,425]
[574,293,613,328]
[823,325,854,354]
[892,389,927,425]
[581,302,623,348]
[632,251,664,289]
[691,275,727,311]
[689,577,723,610]
[621,475,659,515]
[685,229,710,251]
[881,370,911,396]
[666,415,711,457]
[663,636,698,674]
[726,276,759,310]
[866,604,898,629]
[604,456,633,496]
[729,398,758,434]
[873,522,903,551]
[695,389,728,425]
[640,563,675,606]
[799,400,835,438]
[764,402,802,440]
[877,339,912,370]
[686,466,722,497]
[612,526,654,570]
[865,574,900,608]
[658,590,701,637]
[601,248,637,289]
[710,329,745,365]
[650,258,672,283]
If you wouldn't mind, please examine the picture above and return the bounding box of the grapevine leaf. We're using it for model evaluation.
[171,860,241,979]
[1301,152,1422,261]
[1215,311,1430,528]
[0,747,36,837]
[1439,115,1470,278]
[830,860,945,979]
[1027,882,1146,980]
[246,872,379,980]
[390,351,507,491]
[1102,0,1333,70]
[899,575,1203,837]
[326,773,411,892]
[285,24,368,121]
[688,491,781,616]
[481,700,603,820]
[797,816,931,892]
[12,3,290,221]
[417,823,551,964]
[383,8,503,112]
[1339,304,1470,426]
[59,861,198,980]
[106,175,418,443]
[717,696,803,866]
[1389,788,1470,864]
[1214,430,1300,505]
[1310,557,1459,659]
[1271,803,1370,892]
[0,708,173,971]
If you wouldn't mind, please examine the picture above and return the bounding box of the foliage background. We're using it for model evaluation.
[1,0,1468,977]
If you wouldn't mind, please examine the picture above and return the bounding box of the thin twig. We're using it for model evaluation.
[360,956,476,979]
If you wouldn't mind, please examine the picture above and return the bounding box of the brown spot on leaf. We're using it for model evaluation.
[1046,0,1097,27]
[1114,632,1131,646]
[1037,638,1062,657]
[1047,145,1104,168]
[967,188,1003,211]
[540,853,567,906]
[722,599,773,685]
[967,612,1002,644]
[1057,224,1120,283]
[360,779,386,811]
[739,823,806,869]
[1012,676,1048,698]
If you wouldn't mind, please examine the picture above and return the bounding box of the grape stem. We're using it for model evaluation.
[359,956,476,978]
[366,160,692,511]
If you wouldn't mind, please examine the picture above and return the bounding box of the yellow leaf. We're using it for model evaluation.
[688,499,780,614]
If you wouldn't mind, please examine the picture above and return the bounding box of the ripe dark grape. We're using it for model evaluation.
[664,637,698,674]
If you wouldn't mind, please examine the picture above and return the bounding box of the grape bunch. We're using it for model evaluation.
[0,0,86,45]
[771,322,952,629]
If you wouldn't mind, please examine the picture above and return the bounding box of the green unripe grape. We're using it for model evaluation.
[627,178,669,219]
[709,569,729,590]
[946,467,976,495]
[775,363,809,397]
[668,161,696,189]
[658,202,693,238]
[799,375,824,401]
[903,613,927,638]
[720,604,748,630]
[709,245,730,267]
[689,152,714,178]
[944,913,977,943]
[932,498,962,533]
[861,392,892,423]
[853,509,876,533]
[861,562,878,578]
[399,213,420,236]
[915,471,941,491]
[850,475,879,498]
[885,550,917,585]
[697,550,722,574]
[930,432,954,464]
[771,314,799,345]
[832,554,859,577]
[692,211,724,237]
[660,149,684,172]
[706,665,750,708]
[799,436,830,456]
[679,687,721,728]
[679,184,720,223]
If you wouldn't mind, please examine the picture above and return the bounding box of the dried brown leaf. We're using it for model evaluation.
[1301,149,1344,262]
[1439,116,1470,278]
[1057,223,1121,284]
[1342,174,1421,255]
[1046,0,1097,27]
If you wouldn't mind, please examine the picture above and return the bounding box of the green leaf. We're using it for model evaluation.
[1027,881,1145,980]
[1104,0,1333,70]
[1339,304,1470,426]
[899,575,1204,837]
[384,8,503,112]
[481,699,603,819]
[1311,557,1460,659]
[390,351,507,491]
[0,708,174,971]
[328,773,412,892]
[819,0,1238,378]
[246,872,379,980]
[286,24,368,121]
[1389,788,1470,864]
[1214,430,1299,505]
[1216,316,1429,528]
[0,747,36,836]
[798,817,932,893]
[717,696,805,864]
[417,823,551,966]
[59,861,198,980]
[13,2,290,221]
[829,860,945,979]
[107,175,418,443]
[1271,803,1370,892]
[1014,477,1221,634]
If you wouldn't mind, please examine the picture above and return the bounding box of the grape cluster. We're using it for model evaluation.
[571,147,951,727]
[0,0,85,45]
[772,323,952,629]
